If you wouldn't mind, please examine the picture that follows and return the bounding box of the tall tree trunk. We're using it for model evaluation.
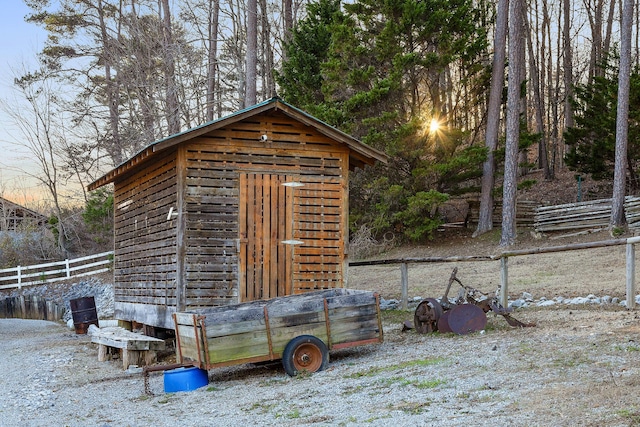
[97,0,123,165]
[562,0,574,170]
[500,0,523,247]
[544,0,555,178]
[524,3,550,179]
[636,0,640,68]
[603,0,616,60]
[206,0,220,121]
[259,0,276,99]
[610,0,634,229]
[282,0,293,63]
[517,11,527,178]
[230,0,246,109]
[551,7,562,173]
[474,0,508,238]
[160,0,180,135]
[245,0,258,106]
[585,0,604,79]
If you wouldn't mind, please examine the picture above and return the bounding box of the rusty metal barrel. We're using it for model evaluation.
[69,296,99,334]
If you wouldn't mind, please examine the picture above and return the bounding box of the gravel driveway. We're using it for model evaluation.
[1,307,640,427]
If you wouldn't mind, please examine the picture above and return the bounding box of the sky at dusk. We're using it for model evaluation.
[0,1,48,205]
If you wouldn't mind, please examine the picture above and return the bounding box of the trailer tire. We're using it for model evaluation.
[282,335,329,376]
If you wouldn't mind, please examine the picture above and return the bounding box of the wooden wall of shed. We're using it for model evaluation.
[182,111,349,308]
[113,150,179,326]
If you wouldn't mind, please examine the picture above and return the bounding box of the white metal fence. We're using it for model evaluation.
[0,251,114,290]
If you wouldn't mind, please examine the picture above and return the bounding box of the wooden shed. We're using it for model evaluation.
[88,98,388,329]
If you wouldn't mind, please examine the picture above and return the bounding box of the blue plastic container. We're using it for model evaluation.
[163,367,209,393]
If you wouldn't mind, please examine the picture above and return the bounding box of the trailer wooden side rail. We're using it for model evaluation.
[173,289,383,376]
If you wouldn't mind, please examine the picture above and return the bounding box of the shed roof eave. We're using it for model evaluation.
[272,101,388,165]
[87,98,389,191]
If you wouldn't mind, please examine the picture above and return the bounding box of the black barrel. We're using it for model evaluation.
[70,296,99,334]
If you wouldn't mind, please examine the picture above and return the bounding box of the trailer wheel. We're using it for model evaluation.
[282,335,329,376]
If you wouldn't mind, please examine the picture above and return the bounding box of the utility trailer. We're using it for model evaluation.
[173,289,383,376]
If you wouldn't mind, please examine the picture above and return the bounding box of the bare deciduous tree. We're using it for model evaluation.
[4,75,70,256]
[160,0,181,135]
[207,0,221,121]
[245,0,258,106]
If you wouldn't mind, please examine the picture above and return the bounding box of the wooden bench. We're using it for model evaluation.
[90,326,166,369]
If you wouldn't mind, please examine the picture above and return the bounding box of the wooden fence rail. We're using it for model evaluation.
[350,238,640,310]
[0,251,114,290]
[534,196,640,233]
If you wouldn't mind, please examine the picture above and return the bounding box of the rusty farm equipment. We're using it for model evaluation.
[413,267,534,335]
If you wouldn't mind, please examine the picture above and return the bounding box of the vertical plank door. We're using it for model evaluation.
[239,174,295,302]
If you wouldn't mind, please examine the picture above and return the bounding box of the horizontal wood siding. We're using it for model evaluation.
[183,162,239,307]
[113,151,178,309]
[183,111,348,308]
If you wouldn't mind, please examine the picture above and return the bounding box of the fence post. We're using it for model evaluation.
[400,262,409,310]
[626,242,636,309]
[500,256,508,307]
[17,266,22,290]
[65,259,71,278]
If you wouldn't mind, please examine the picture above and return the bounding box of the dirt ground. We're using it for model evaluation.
[3,307,640,426]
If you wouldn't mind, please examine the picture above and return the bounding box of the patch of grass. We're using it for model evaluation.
[244,401,277,414]
[617,409,640,423]
[388,400,429,415]
[517,342,534,355]
[615,344,640,352]
[550,352,592,368]
[412,379,446,389]
[364,415,387,422]
[341,384,365,396]
[345,357,446,379]
[283,409,301,419]
[381,377,445,389]
[295,370,314,379]
[258,378,287,387]
[484,315,514,332]
[381,309,412,324]
[611,226,625,237]
[474,393,498,403]
[339,415,359,426]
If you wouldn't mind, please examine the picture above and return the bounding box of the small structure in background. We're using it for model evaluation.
[0,197,47,232]
[89,98,388,330]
